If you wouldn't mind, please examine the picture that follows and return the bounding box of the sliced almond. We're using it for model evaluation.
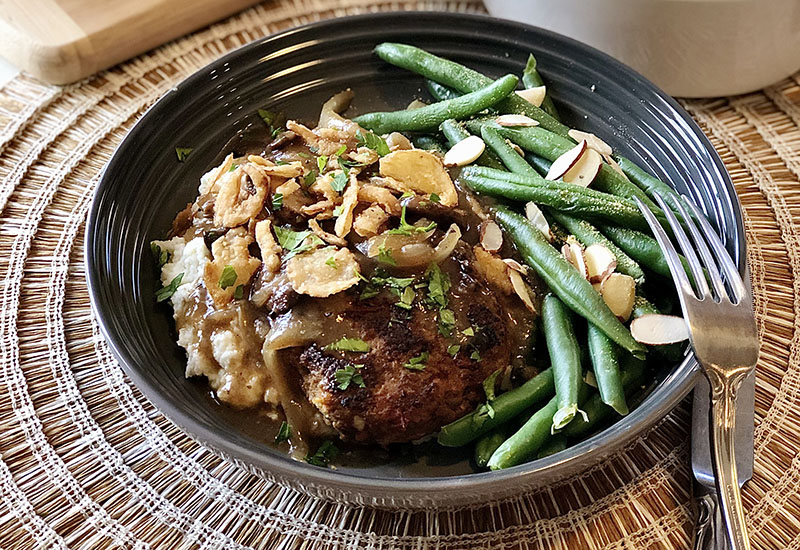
[386,132,412,151]
[546,140,587,181]
[473,245,514,295]
[516,86,546,107]
[602,153,629,180]
[479,220,503,253]
[509,141,525,156]
[600,273,636,321]
[562,239,587,278]
[495,114,539,127]
[380,149,458,206]
[524,202,551,241]
[568,129,613,156]
[630,314,689,345]
[562,147,602,187]
[443,135,486,167]
[508,269,536,313]
[584,243,617,283]
[406,99,428,110]
[503,258,528,275]
[592,281,603,294]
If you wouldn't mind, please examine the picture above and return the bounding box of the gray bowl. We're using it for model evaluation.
[85,12,745,508]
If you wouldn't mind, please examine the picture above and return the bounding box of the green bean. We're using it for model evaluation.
[546,210,645,284]
[460,167,657,233]
[522,53,560,120]
[411,135,446,153]
[562,356,646,439]
[439,119,505,170]
[597,223,692,280]
[524,153,552,177]
[353,74,518,134]
[487,396,558,469]
[543,294,584,430]
[373,42,570,136]
[474,429,507,468]
[614,156,702,221]
[437,367,554,447]
[494,207,646,358]
[587,323,627,415]
[631,296,686,362]
[425,79,461,102]
[480,125,539,177]
[537,434,567,459]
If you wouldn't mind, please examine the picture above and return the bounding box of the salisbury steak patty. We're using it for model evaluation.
[281,248,531,445]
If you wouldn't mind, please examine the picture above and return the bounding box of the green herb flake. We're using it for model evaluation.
[334,364,365,390]
[305,440,339,467]
[325,337,371,353]
[334,144,347,157]
[273,226,323,258]
[271,126,283,138]
[271,193,283,210]
[447,344,461,357]
[386,206,437,236]
[150,243,169,267]
[317,155,329,173]
[377,244,397,266]
[462,327,475,337]
[228,163,238,172]
[483,369,502,402]
[400,191,414,199]
[429,193,441,203]
[274,421,292,444]
[325,256,338,269]
[233,284,244,300]
[218,265,238,289]
[333,205,344,217]
[437,308,456,337]
[470,350,481,361]
[155,272,184,303]
[355,130,390,156]
[297,152,312,159]
[330,172,348,193]
[395,286,415,310]
[175,147,193,162]
[257,109,277,126]
[426,263,451,308]
[404,351,429,371]
[303,169,317,187]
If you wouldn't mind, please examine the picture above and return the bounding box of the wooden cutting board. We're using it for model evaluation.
[0,0,262,85]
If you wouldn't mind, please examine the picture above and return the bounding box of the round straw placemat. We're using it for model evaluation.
[0,1,798,548]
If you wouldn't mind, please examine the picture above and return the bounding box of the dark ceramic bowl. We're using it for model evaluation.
[85,12,745,508]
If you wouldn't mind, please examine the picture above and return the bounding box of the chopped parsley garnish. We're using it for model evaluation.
[274,421,292,444]
[483,369,502,402]
[296,152,312,159]
[233,284,244,300]
[334,144,347,157]
[333,205,344,217]
[273,226,323,258]
[228,163,238,172]
[377,244,396,266]
[317,155,328,173]
[257,109,277,126]
[325,256,338,269]
[271,192,283,210]
[447,344,461,357]
[400,191,414,199]
[155,273,183,302]
[303,169,317,187]
[330,172,348,193]
[386,206,437,236]
[470,350,481,361]
[334,364,365,390]
[175,147,193,162]
[437,308,456,337]
[358,270,415,301]
[395,286,415,310]
[462,327,475,337]
[305,441,339,467]
[218,265,238,289]
[355,130,390,156]
[150,243,169,267]
[426,263,451,308]
[325,337,370,353]
[271,126,283,138]
[429,193,441,203]
[404,351,429,371]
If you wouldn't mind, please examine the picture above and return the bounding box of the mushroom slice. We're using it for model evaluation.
[516,86,547,107]
[630,314,690,345]
[204,228,261,307]
[524,202,551,241]
[562,147,602,187]
[379,149,458,206]
[546,140,587,181]
[286,246,360,298]
[508,269,536,313]
[562,238,587,278]
[600,273,636,321]
[255,220,281,274]
[479,220,503,253]
[567,130,613,156]
[443,135,485,167]
[495,114,539,127]
[584,243,617,283]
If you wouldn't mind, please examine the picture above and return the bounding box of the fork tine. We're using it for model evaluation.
[681,196,746,303]
[634,197,694,298]
[651,193,711,299]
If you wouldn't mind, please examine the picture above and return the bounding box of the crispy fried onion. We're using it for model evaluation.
[255,219,281,274]
[214,163,269,228]
[286,246,360,297]
[204,227,261,306]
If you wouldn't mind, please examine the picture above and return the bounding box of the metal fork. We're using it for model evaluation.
[636,195,758,550]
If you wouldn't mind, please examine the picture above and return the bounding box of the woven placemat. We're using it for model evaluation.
[0,0,798,548]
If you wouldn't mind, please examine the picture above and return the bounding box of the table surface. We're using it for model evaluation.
[0,57,18,87]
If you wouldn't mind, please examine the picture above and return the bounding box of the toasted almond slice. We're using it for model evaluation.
[630,314,689,345]
[473,246,514,295]
[495,114,539,127]
[516,86,546,107]
[524,202,551,241]
[600,273,636,320]
[503,258,528,275]
[568,129,613,156]
[444,135,486,167]
[508,269,536,313]
[479,220,503,253]
[602,153,629,180]
[562,239,587,278]
[546,140,587,180]
[584,243,617,283]
[584,370,598,388]
[592,281,603,294]
[509,141,525,156]
[406,99,428,110]
[562,147,602,187]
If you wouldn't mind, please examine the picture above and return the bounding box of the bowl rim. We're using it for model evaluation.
[85,10,745,506]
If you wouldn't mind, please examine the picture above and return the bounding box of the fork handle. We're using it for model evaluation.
[707,367,751,550]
